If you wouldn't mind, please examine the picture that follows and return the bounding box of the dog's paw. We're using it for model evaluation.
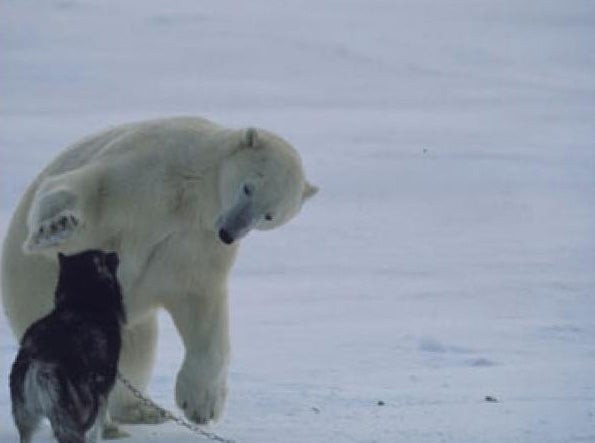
[24,211,81,252]
[175,371,227,424]
[111,401,168,425]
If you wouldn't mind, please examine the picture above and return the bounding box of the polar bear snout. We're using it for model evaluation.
[216,196,255,245]
[218,228,234,245]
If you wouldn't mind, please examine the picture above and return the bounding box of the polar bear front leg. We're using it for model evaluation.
[175,353,229,424]
[166,292,230,424]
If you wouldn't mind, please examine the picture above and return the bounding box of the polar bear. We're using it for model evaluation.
[1,116,317,427]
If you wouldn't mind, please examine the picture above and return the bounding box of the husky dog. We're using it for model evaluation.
[10,250,125,443]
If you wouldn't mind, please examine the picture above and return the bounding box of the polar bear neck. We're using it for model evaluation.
[172,128,237,234]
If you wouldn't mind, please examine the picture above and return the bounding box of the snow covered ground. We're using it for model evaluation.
[1,0,594,441]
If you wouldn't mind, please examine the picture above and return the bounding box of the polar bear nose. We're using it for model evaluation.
[218,228,234,245]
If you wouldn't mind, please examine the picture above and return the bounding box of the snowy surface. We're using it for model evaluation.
[1,0,594,442]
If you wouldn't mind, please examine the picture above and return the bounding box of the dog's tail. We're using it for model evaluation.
[23,362,97,428]
[22,361,62,415]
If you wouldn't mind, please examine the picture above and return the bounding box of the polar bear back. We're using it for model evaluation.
[2,117,236,336]
[41,117,224,177]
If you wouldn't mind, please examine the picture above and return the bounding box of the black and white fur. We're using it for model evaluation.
[10,250,125,443]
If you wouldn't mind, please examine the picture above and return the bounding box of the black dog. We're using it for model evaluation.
[10,250,125,443]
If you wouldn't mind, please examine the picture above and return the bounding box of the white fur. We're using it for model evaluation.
[23,362,60,418]
[2,117,317,425]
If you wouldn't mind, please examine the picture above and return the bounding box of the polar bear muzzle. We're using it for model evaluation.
[216,198,255,245]
[218,228,234,245]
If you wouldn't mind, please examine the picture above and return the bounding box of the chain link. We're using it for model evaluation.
[117,372,235,443]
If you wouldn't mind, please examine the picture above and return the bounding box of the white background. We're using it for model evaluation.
[1,0,594,441]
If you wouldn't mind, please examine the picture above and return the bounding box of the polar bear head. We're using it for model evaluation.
[216,128,317,245]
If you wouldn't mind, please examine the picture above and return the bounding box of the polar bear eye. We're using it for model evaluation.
[265,213,273,221]
[243,184,253,196]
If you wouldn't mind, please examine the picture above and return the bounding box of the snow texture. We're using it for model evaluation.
[1,0,594,442]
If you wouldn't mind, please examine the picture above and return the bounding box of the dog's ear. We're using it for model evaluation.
[105,252,119,274]
[57,252,66,265]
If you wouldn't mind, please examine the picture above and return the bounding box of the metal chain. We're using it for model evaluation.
[116,372,235,443]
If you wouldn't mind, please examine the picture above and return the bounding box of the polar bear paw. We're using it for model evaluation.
[175,372,227,424]
[102,421,130,440]
[111,401,169,425]
[24,211,80,252]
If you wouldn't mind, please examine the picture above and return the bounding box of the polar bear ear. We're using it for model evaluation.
[302,181,319,202]
[242,128,259,148]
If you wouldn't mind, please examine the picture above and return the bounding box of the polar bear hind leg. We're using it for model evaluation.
[25,204,81,252]
[23,168,95,253]
[108,314,167,424]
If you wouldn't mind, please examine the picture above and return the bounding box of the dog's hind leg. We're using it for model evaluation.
[50,414,86,443]
[13,407,41,443]
[53,429,86,443]
[48,377,92,443]
[88,395,107,443]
